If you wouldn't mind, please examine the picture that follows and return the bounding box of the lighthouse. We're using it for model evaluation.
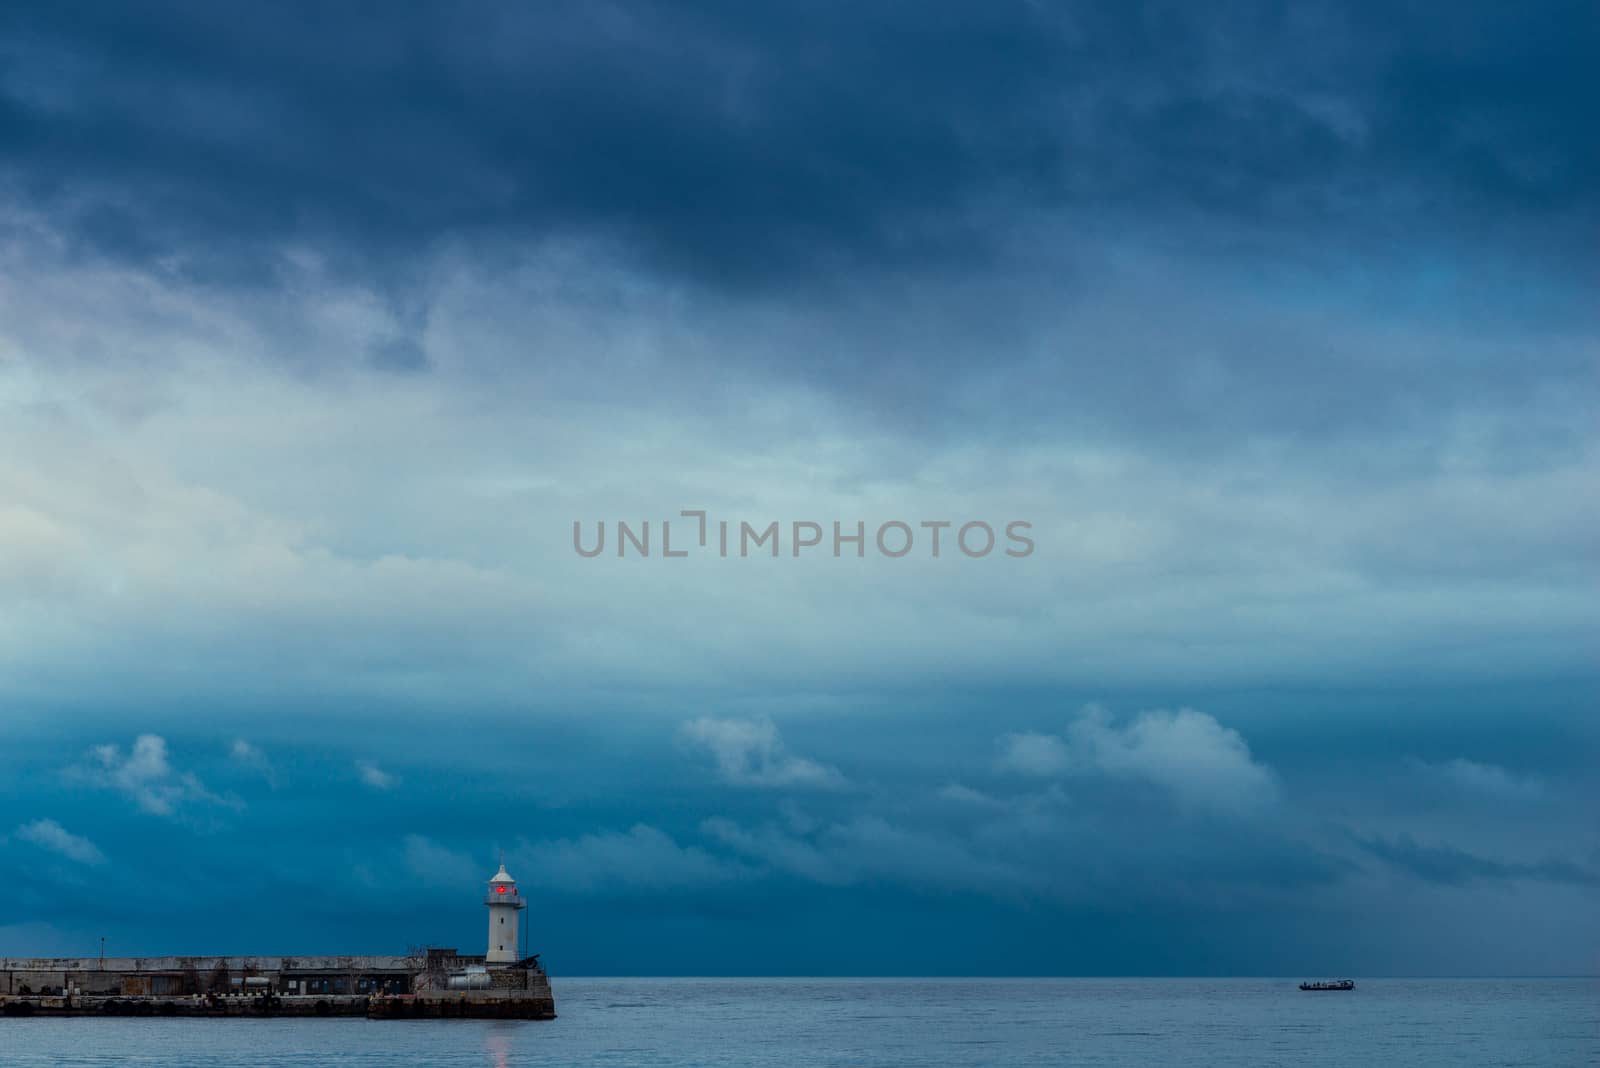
[484,860,526,964]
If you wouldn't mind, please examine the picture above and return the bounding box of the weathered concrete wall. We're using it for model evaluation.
[0,956,420,973]
[2,994,380,1018]
[0,967,556,1021]
[0,956,433,996]
[0,954,547,1001]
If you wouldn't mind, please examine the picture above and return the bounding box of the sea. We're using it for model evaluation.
[1,978,1594,1067]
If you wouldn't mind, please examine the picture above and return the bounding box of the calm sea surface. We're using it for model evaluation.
[1,978,1595,1067]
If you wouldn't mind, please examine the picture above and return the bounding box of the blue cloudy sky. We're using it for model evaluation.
[1,2,1596,975]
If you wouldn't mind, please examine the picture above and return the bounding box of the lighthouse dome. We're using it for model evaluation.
[489,862,516,885]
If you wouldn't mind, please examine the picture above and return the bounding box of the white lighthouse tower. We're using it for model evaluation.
[484,859,526,964]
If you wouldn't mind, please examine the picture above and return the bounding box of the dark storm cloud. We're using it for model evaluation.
[2,1,1595,287]
[3,2,1598,981]
[1356,832,1598,887]
[4,714,1591,972]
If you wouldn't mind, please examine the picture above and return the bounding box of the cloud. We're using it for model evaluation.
[1357,833,1596,887]
[700,817,845,886]
[935,783,1005,808]
[995,732,1071,777]
[1412,758,1545,801]
[402,834,479,887]
[357,761,397,790]
[515,824,743,894]
[0,243,1594,708]
[15,819,106,865]
[0,0,1593,981]
[1066,706,1279,813]
[2,3,1593,293]
[229,739,276,785]
[702,814,1035,898]
[681,717,846,789]
[93,735,169,787]
[71,734,230,816]
[994,706,1278,815]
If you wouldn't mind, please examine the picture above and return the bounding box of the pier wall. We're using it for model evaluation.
[0,952,554,1020]
[0,955,424,997]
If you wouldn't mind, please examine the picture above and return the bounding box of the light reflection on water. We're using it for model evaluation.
[484,1029,511,1068]
[1,978,1594,1067]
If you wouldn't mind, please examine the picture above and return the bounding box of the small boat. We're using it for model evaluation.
[1299,979,1355,991]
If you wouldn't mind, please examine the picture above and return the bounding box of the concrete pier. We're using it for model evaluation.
[0,950,555,1021]
[1,861,555,1021]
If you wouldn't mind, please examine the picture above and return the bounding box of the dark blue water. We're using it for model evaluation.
[1,978,1594,1066]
